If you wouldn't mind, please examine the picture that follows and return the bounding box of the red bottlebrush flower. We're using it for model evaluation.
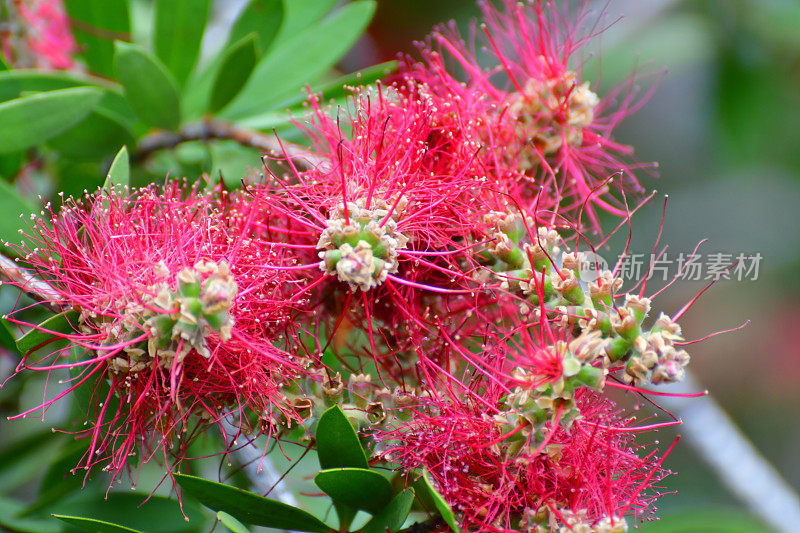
[403,0,657,232]
[2,0,77,70]
[4,183,309,480]
[378,383,672,532]
[249,85,502,382]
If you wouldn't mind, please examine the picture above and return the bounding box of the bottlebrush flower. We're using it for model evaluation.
[402,0,657,232]
[2,0,76,70]
[378,382,672,532]
[4,183,310,480]
[250,84,504,382]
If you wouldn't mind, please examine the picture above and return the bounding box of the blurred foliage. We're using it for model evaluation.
[0,0,387,203]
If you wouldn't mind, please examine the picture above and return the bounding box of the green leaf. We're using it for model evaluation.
[64,0,131,77]
[217,511,250,533]
[209,34,259,113]
[0,151,24,179]
[54,515,143,532]
[47,108,135,159]
[174,473,333,533]
[416,470,460,533]
[154,0,211,87]
[57,493,207,532]
[237,61,398,131]
[228,0,284,54]
[0,87,103,154]
[359,488,415,533]
[0,70,110,102]
[16,310,80,356]
[0,430,64,493]
[0,498,60,533]
[21,440,88,517]
[104,146,130,189]
[0,71,138,131]
[275,0,340,44]
[281,60,397,109]
[113,41,181,130]
[224,0,376,118]
[314,468,393,515]
[0,318,18,354]
[68,345,103,415]
[316,405,369,470]
[0,178,35,249]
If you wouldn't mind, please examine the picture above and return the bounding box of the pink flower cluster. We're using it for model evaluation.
[2,0,76,70]
[6,1,700,530]
[8,184,309,480]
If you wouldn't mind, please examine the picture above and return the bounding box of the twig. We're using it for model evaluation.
[0,254,62,312]
[220,418,299,533]
[134,119,325,169]
[651,371,800,533]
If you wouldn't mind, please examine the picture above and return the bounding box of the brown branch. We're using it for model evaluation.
[0,254,62,312]
[134,119,325,170]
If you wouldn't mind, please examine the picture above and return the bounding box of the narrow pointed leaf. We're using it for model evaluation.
[174,473,333,533]
[276,0,339,43]
[316,404,369,470]
[314,468,394,515]
[104,146,130,188]
[227,0,283,53]
[0,318,18,354]
[16,310,80,356]
[154,0,211,87]
[0,498,59,533]
[217,511,250,533]
[277,60,397,110]
[62,493,206,531]
[21,441,88,516]
[359,488,415,533]
[53,515,143,533]
[47,108,134,159]
[0,87,102,154]
[238,61,398,130]
[0,179,35,246]
[417,470,460,533]
[64,0,131,77]
[0,430,63,491]
[0,71,136,128]
[209,34,258,113]
[225,0,376,117]
[113,41,181,129]
[0,70,107,101]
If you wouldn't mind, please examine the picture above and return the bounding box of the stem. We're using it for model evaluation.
[220,418,298,533]
[651,371,800,533]
[220,418,299,506]
[0,254,62,312]
[134,119,325,169]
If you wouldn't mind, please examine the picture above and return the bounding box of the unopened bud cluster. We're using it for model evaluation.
[483,214,690,390]
[103,260,237,375]
[506,71,599,168]
[317,198,409,291]
[264,370,425,441]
